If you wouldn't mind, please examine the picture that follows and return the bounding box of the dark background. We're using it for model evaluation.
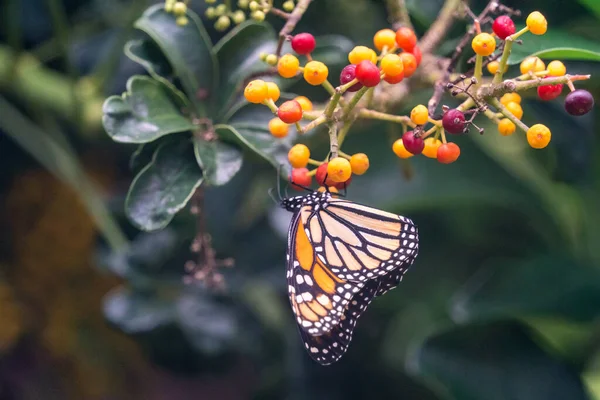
[1,0,600,399]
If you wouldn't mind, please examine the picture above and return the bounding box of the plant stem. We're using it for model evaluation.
[384,0,413,30]
[418,0,463,53]
[344,86,370,116]
[488,97,529,133]
[358,109,416,127]
[479,74,591,98]
[275,0,312,56]
[321,79,336,96]
[474,54,483,84]
[301,115,327,133]
[328,123,339,158]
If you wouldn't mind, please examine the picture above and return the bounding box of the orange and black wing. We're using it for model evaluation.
[301,198,418,283]
[286,210,365,337]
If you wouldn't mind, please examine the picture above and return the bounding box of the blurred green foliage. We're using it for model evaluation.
[1,0,600,399]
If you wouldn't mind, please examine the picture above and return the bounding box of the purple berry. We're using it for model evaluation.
[402,130,424,155]
[339,64,363,92]
[442,109,466,134]
[564,89,594,116]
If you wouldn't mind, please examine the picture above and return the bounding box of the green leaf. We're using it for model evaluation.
[578,0,600,19]
[194,138,243,186]
[102,75,195,143]
[508,29,600,64]
[409,321,589,400]
[125,38,173,78]
[103,286,175,334]
[451,254,600,324]
[125,140,203,231]
[134,4,217,116]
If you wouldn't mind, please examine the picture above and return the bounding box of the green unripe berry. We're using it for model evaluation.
[205,0,216,3]
[205,7,216,18]
[251,10,265,21]
[215,4,227,15]
[249,1,260,11]
[164,0,176,12]
[265,54,278,65]
[259,52,268,61]
[176,15,189,26]
[238,0,249,8]
[232,10,246,24]
[215,15,231,31]
[173,1,187,16]
[282,1,295,11]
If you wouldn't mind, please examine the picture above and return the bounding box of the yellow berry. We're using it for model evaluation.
[249,1,259,12]
[500,92,522,106]
[373,29,396,51]
[173,1,187,16]
[547,60,566,76]
[294,96,313,111]
[282,1,295,12]
[244,79,269,103]
[214,15,231,31]
[392,139,413,158]
[232,10,246,24]
[498,118,516,136]
[215,4,227,15]
[303,61,329,85]
[277,54,300,78]
[176,15,189,26]
[349,153,370,175]
[266,81,280,102]
[410,104,429,125]
[422,137,442,158]
[520,56,545,75]
[526,11,547,35]
[165,0,175,12]
[251,10,265,22]
[527,124,551,149]
[327,157,352,182]
[487,61,508,75]
[288,144,310,167]
[269,117,289,138]
[265,54,278,66]
[471,33,496,57]
[348,46,377,65]
[506,101,523,120]
[380,54,404,77]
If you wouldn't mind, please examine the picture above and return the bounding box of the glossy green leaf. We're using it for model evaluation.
[102,75,194,143]
[103,286,175,334]
[578,0,600,18]
[125,38,173,78]
[451,254,600,324]
[134,4,217,116]
[508,29,600,64]
[409,321,589,400]
[194,138,243,186]
[125,140,203,231]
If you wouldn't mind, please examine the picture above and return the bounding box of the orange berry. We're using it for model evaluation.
[500,92,521,106]
[520,56,545,75]
[268,117,289,138]
[395,27,417,51]
[506,101,523,120]
[526,11,547,35]
[294,96,313,111]
[410,104,429,125]
[547,60,566,76]
[400,52,417,77]
[277,54,300,78]
[266,81,280,101]
[244,79,269,103]
[471,33,496,56]
[373,29,396,51]
[348,46,377,65]
[527,124,551,148]
[422,137,442,158]
[437,142,461,164]
[277,100,303,123]
[327,157,352,183]
[288,144,310,168]
[498,118,516,136]
[392,138,413,158]
[381,54,404,77]
[487,61,507,75]
[303,61,329,85]
[349,153,369,175]
[411,45,422,65]
[384,71,404,84]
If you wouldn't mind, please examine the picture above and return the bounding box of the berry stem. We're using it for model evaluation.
[307,158,322,166]
[321,79,337,97]
[421,125,438,139]
[328,122,339,158]
[300,115,327,133]
[358,109,415,127]
[516,70,549,81]
[488,97,529,133]
[263,98,278,114]
[275,0,313,56]
[337,116,356,149]
[440,127,447,144]
[480,74,591,98]
[417,0,463,53]
[344,86,370,116]
[384,0,413,31]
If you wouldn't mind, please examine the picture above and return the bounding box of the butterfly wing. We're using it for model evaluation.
[286,210,365,337]
[301,197,419,282]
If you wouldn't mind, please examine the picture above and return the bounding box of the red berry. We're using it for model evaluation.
[355,60,381,87]
[291,33,316,55]
[537,82,563,101]
[277,100,303,123]
[437,143,460,164]
[339,64,364,92]
[384,71,404,84]
[289,167,312,190]
[402,131,424,155]
[316,163,352,189]
[410,45,422,65]
[442,109,466,134]
[564,89,594,116]
[492,16,516,40]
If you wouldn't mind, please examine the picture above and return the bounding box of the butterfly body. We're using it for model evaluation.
[281,188,419,365]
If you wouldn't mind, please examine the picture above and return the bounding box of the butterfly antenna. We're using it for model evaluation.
[268,188,280,205]
[276,164,283,201]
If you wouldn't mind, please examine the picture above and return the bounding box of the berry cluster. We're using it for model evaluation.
[244,26,423,189]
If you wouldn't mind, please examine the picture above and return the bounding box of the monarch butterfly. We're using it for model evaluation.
[281,186,419,365]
